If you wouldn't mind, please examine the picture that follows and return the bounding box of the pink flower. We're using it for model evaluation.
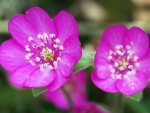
[92,24,150,96]
[73,102,110,113]
[44,71,88,110]
[0,7,81,91]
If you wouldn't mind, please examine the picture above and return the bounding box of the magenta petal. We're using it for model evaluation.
[53,10,78,44]
[44,89,69,110]
[8,14,37,46]
[8,7,55,46]
[24,68,56,87]
[95,39,112,59]
[47,70,69,92]
[95,59,111,79]
[25,7,55,34]
[0,39,28,72]
[138,48,150,78]
[123,27,149,58]
[58,54,75,77]
[116,73,148,96]
[94,40,112,79]
[101,24,127,50]
[10,64,36,87]
[62,37,81,63]
[91,70,118,92]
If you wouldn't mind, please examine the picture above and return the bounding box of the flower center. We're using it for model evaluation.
[41,48,54,61]
[24,33,64,71]
[107,43,139,80]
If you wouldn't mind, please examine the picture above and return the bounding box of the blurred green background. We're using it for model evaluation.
[0,0,150,113]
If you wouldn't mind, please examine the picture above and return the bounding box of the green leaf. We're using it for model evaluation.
[32,87,47,97]
[127,92,143,101]
[74,50,95,72]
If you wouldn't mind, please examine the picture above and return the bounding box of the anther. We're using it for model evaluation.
[28,37,33,41]
[50,33,55,38]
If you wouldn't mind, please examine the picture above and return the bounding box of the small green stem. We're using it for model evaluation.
[62,86,73,113]
[112,93,124,113]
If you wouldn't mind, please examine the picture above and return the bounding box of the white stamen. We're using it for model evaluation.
[135,63,140,67]
[110,69,115,73]
[57,57,61,61]
[53,44,58,48]
[126,45,130,49]
[59,45,64,50]
[114,62,119,67]
[53,61,58,69]
[119,67,124,71]
[116,74,122,79]
[35,57,40,61]
[37,34,43,39]
[25,45,30,51]
[28,37,33,41]
[116,50,123,55]
[109,50,113,55]
[133,56,139,61]
[48,65,53,69]
[29,60,35,66]
[108,55,112,60]
[116,45,121,49]
[50,33,55,38]
[124,74,129,80]
[39,64,44,71]
[55,38,60,43]
[43,33,48,38]
[128,65,133,69]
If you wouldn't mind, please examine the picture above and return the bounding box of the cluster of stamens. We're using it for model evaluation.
[25,33,64,71]
[107,43,139,80]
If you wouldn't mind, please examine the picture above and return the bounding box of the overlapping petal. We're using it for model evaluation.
[91,70,118,92]
[8,14,37,46]
[116,73,148,96]
[53,10,78,44]
[95,59,111,79]
[101,24,127,50]
[25,7,55,34]
[10,64,37,87]
[47,70,69,92]
[0,39,28,72]
[62,36,82,63]
[58,54,75,77]
[137,48,150,78]
[95,39,112,60]
[24,68,56,87]
[8,7,56,46]
[123,27,149,58]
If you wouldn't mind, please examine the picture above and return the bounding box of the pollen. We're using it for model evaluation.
[41,48,54,61]
[107,44,139,80]
[25,33,64,71]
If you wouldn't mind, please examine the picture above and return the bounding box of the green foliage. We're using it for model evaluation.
[32,87,47,97]
[127,92,143,101]
[74,50,95,72]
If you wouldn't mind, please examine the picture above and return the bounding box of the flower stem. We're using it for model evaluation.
[62,86,73,113]
[112,93,124,113]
